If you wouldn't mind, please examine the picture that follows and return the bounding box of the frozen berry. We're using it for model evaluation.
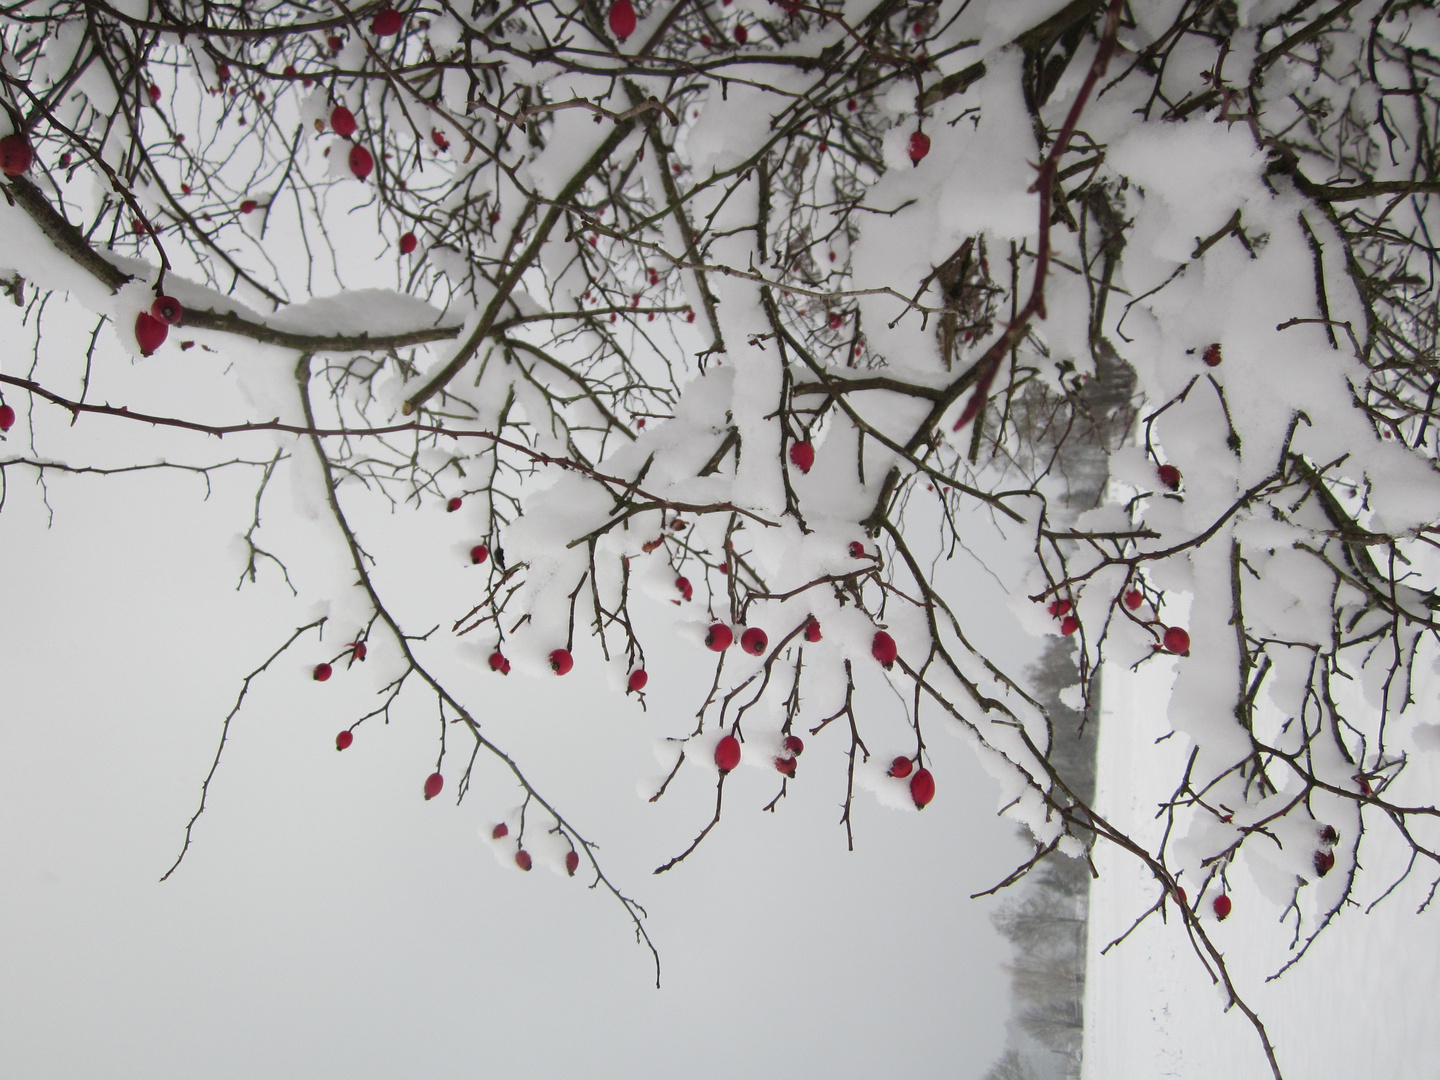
[804,617,822,643]
[1163,626,1191,655]
[492,823,508,839]
[706,623,733,651]
[348,144,374,179]
[789,440,815,473]
[627,669,648,692]
[1,133,34,176]
[151,296,183,325]
[849,541,866,558]
[1314,849,1335,877]
[240,199,258,214]
[0,404,14,432]
[1212,893,1231,920]
[515,849,533,871]
[734,24,748,43]
[1047,599,1072,618]
[774,755,796,776]
[1123,590,1143,610]
[313,662,332,681]
[872,630,897,668]
[1203,342,1222,367]
[399,232,417,254]
[565,850,580,876]
[783,735,804,756]
[608,0,637,41]
[910,767,935,808]
[330,105,357,138]
[675,576,693,601]
[1319,824,1339,846]
[432,128,449,150]
[335,730,353,750]
[470,544,489,564]
[423,772,444,800]
[908,131,931,164]
[889,756,913,778]
[371,8,402,36]
[715,734,741,773]
[550,649,574,675]
[1158,464,1181,490]
[740,627,767,655]
[136,313,169,356]
[488,650,511,674]
[446,496,462,512]
[1060,615,1080,636]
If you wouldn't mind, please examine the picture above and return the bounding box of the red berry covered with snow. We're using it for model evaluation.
[789,440,815,473]
[715,734,741,773]
[849,541,866,558]
[775,755,796,776]
[706,623,733,651]
[908,131,931,164]
[783,735,804,756]
[804,617,822,642]
[1314,849,1335,877]
[1157,464,1181,490]
[740,627,767,655]
[423,772,444,800]
[1203,342,1222,367]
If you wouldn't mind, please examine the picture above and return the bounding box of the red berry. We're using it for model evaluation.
[1175,886,1188,906]
[775,755,796,776]
[804,617,822,643]
[647,267,660,285]
[675,576,693,601]
[371,8,402,36]
[0,405,14,432]
[515,850,533,871]
[565,850,580,876]
[1158,463,1181,490]
[714,734,741,773]
[706,624,733,651]
[1319,824,1339,845]
[492,823,509,839]
[314,662,332,681]
[628,669,648,692]
[488,650,511,674]
[828,312,843,330]
[740,627,768,655]
[135,312,169,356]
[335,730,354,750]
[151,296,183,325]
[217,63,230,82]
[789,440,815,473]
[399,232,417,254]
[240,199,258,214]
[783,735,804,756]
[1212,893,1232,920]
[609,0,637,42]
[1123,590,1143,610]
[348,144,374,180]
[1203,342,1222,367]
[283,65,297,78]
[446,496,462,512]
[847,98,858,111]
[327,36,342,53]
[1047,599,1072,618]
[329,105,357,138]
[734,24,748,44]
[1163,626,1191,655]
[1314,849,1335,877]
[871,630,897,668]
[910,767,935,808]
[686,309,696,322]
[147,84,162,103]
[849,541,866,558]
[700,34,712,48]
[470,544,489,564]
[1060,615,1080,636]
[432,128,449,151]
[908,131,931,165]
[424,772,444,800]
[351,642,367,661]
[889,756,912,779]
[549,648,574,675]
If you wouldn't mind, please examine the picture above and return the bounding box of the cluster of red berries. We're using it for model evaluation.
[888,757,935,807]
[136,294,184,356]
